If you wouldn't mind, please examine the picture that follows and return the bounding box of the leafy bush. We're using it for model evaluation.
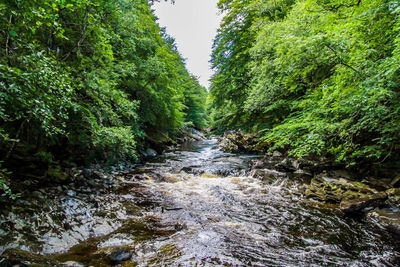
[210,0,400,165]
[0,162,19,202]
[0,0,207,172]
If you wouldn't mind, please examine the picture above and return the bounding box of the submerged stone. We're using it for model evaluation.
[368,209,400,236]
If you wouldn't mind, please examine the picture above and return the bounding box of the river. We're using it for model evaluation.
[1,138,399,266]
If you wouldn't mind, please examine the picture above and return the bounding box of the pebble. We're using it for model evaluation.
[67,190,76,197]
[62,261,85,267]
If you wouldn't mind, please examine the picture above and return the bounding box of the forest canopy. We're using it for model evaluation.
[209,0,400,165]
[0,0,207,169]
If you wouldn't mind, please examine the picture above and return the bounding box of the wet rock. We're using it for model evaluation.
[61,160,78,169]
[272,151,283,158]
[66,190,76,197]
[145,148,158,157]
[287,169,313,183]
[340,192,388,214]
[275,158,300,172]
[32,190,44,198]
[47,165,69,182]
[123,168,154,176]
[251,156,280,170]
[177,127,205,143]
[145,171,166,181]
[174,222,186,231]
[219,131,261,153]
[133,174,148,180]
[362,177,392,191]
[0,249,57,266]
[180,166,194,173]
[62,261,85,267]
[82,168,92,179]
[386,188,400,206]
[390,175,400,188]
[92,170,106,180]
[368,209,400,236]
[186,129,205,141]
[220,138,239,153]
[109,248,132,264]
[252,160,266,169]
[251,169,286,183]
[82,169,105,181]
[300,159,345,174]
[305,174,377,204]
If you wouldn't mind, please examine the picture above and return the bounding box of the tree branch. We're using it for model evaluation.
[62,6,89,61]
[325,44,362,76]
[5,15,12,56]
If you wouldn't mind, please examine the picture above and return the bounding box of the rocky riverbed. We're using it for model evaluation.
[1,137,400,266]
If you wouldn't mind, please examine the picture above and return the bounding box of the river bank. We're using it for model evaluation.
[1,137,400,266]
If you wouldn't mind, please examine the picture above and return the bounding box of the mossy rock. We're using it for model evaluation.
[0,248,59,267]
[47,165,69,182]
[305,175,377,204]
[386,188,400,206]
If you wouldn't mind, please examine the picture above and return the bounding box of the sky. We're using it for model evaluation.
[152,0,222,89]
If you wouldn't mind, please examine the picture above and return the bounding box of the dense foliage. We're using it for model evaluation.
[0,0,207,192]
[210,0,400,165]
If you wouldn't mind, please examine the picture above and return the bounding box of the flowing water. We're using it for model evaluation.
[1,139,400,266]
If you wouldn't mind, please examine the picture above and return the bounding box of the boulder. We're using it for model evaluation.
[47,165,69,182]
[145,148,157,157]
[287,169,313,183]
[252,160,266,169]
[275,158,300,172]
[305,174,377,204]
[340,192,388,214]
[251,157,279,169]
[219,138,239,153]
[361,177,392,191]
[109,248,132,264]
[251,168,286,183]
[386,188,400,206]
[219,131,261,153]
[187,129,205,141]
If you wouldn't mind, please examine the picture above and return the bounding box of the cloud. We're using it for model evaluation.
[152,0,221,88]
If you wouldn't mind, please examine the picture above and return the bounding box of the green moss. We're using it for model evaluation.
[47,165,69,182]
[0,248,58,267]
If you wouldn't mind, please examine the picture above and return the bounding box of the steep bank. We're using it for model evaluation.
[0,0,208,201]
[209,0,400,167]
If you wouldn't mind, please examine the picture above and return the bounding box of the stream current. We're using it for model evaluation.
[1,138,399,266]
